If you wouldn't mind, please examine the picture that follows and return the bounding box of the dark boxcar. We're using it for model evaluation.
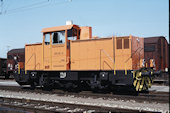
[7,48,25,78]
[0,58,7,77]
[144,36,169,84]
[144,36,169,72]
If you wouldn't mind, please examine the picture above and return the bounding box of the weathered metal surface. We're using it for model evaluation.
[7,48,25,75]
[144,36,169,71]
[0,58,7,76]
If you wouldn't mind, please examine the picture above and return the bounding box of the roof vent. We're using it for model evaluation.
[66,20,73,25]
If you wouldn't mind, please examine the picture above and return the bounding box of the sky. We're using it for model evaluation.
[0,0,169,58]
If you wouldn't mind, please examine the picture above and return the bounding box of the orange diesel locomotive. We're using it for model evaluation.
[14,24,157,92]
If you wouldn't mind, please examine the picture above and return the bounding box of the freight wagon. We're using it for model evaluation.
[0,58,7,78]
[7,48,25,78]
[14,24,159,92]
[144,36,169,84]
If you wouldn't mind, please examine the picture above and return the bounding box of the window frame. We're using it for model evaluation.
[44,33,51,45]
[123,38,129,49]
[116,38,122,49]
[52,30,65,45]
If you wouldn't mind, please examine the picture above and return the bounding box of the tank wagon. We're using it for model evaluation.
[14,24,159,92]
[7,48,25,78]
[0,58,7,78]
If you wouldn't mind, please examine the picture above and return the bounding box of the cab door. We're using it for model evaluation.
[51,30,67,70]
[43,33,52,70]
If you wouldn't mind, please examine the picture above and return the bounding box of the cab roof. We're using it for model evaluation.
[41,24,80,33]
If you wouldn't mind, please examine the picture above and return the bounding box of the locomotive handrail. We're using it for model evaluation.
[25,53,36,70]
[124,47,144,63]
[100,49,115,70]
[100,49,114,63]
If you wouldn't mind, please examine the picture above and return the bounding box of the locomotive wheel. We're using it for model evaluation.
[133,68,153,92]
[30,81,36,90]
[39,75,52,91]
[5,74,10,79]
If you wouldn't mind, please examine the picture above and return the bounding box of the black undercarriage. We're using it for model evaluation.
[14,70,136,92]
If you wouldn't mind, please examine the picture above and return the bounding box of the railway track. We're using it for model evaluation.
[0,97,150,113]
[0,78,14,80]
[0,85,168,104]
[0,86,169,112]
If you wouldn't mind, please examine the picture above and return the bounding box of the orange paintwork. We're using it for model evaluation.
[25,43,43,71]
[42,25,79,33]
[114,36,132,70]
[80,26,92,40]
[70,36,140,71]
[25,24,144,72]
[18,62,24,69]
[71,38,114,70]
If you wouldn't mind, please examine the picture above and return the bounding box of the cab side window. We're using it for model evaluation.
[44,33,50,45]
[67,28,78,40]
[52,31,65,44]
[117,38,122,49]
[124,39,129,49]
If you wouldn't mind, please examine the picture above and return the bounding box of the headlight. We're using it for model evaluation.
[165,68,168,72]
[8,63,11,67]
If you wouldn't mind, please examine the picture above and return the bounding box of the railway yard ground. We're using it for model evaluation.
[0,79,169,113]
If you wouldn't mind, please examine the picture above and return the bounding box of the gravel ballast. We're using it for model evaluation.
[0,90,169,112]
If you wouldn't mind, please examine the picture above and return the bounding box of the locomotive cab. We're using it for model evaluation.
[42,24,82,71]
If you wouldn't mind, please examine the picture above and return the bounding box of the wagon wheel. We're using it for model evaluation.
[133,68,153,92]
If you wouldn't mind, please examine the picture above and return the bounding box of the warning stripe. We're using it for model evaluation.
[136,80,141,91]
